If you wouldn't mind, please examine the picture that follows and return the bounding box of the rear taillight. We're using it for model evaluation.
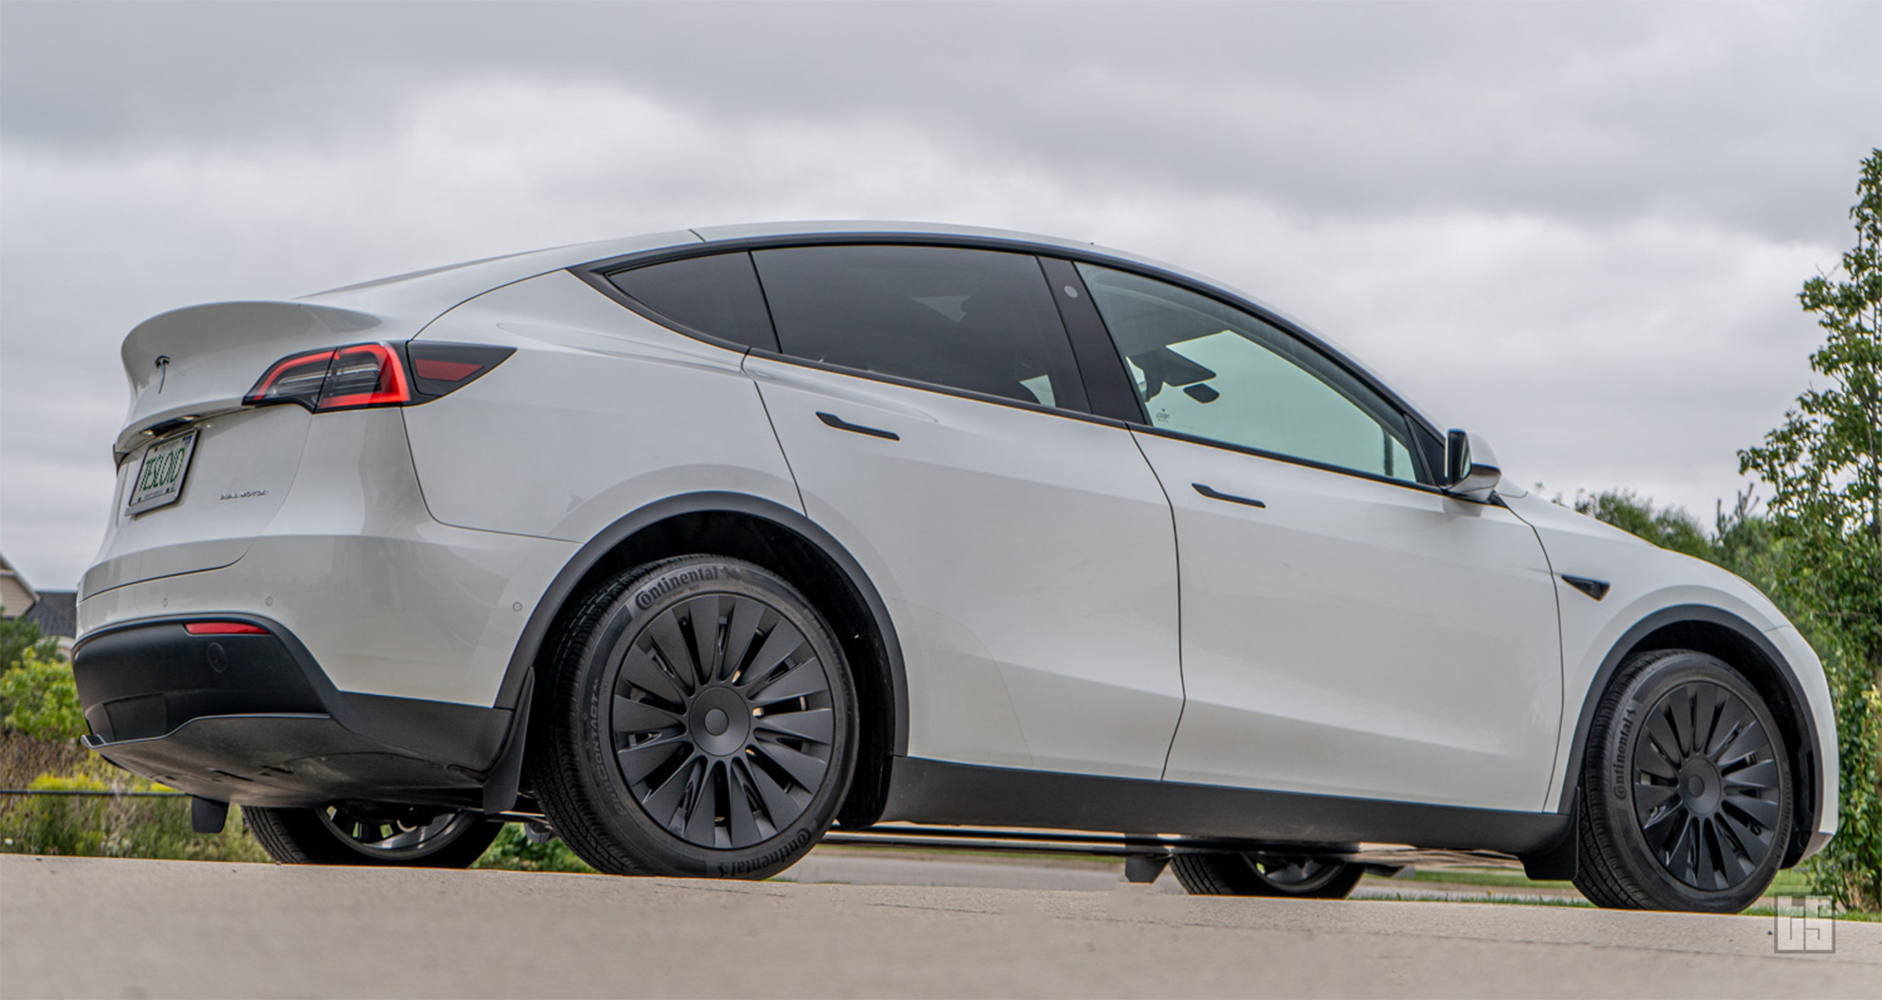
[245,349,337,409]
[317,343,411,410]
[406,342,516,397]
[244,342,513,412]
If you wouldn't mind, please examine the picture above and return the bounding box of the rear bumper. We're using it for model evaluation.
[73,615,511,809]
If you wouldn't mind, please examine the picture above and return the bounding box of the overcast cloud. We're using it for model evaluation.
[1,1,1878,591]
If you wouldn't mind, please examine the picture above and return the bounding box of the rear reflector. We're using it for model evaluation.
[244,342,511,413]
[183,622,269,635]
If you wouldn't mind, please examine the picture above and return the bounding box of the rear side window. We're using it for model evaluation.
[752,245,1088,411]
[607,252,778,351]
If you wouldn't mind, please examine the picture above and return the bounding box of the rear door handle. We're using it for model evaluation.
[816,411,900,441]
[1193,483,1265,509]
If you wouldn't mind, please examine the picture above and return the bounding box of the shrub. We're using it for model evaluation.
[0,649,85,741]
[0,768,269,863]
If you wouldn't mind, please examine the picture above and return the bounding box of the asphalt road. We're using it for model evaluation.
[2,853,1876,999]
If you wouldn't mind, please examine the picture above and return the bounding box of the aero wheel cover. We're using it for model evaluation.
[318,806,479,859]
[1252,854,1345,893]
[1630,680,1783,891]
[605,591,838,850]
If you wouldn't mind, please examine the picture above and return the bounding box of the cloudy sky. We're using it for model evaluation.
[2,1,1878,591]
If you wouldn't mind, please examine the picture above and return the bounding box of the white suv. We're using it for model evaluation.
[74,223,1837,910]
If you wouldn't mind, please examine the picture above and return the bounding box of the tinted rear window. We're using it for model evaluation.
[608,252,778,351]
[752,245,1087,410]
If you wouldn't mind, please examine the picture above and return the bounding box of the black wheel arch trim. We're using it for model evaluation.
[490,491,910,816]
[1557,603,1822,864]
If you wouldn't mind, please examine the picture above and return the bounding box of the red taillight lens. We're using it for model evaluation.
[184,621,269,635]
[244,349,338,409]
[245,342,511,413]
[317,343,412,411]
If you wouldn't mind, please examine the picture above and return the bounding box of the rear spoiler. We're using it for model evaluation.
[115,301,418,459]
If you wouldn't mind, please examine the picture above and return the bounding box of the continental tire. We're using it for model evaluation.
[527,555,858,879]
[1573,649,1792,912]
[242,805,502,867]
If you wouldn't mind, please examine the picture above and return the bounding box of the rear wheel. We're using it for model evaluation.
[1573,649,1792,912]
[1173,852,1364,898]
[243,804,502,867]
[527,555,858,879]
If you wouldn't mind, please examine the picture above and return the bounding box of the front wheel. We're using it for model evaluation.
[242,804,503,867]
[1172,852,1365,898]
[1573,649,1793,912]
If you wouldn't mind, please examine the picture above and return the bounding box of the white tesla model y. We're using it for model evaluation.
[74,223,1838,910]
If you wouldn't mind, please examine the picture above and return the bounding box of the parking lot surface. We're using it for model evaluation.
[2,853,1875,998]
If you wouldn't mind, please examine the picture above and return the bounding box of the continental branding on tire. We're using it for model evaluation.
[717,828,813,875]
[634,565,739,610]
[1612,704,1636,798]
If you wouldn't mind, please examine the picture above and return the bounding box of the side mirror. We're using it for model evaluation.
[1444,429,1502,500]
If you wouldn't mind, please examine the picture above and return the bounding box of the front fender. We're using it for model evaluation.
[1503,492,1836,860]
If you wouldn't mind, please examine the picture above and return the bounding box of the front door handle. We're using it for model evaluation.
[1193,483,1266,509]
[816,411,900,441]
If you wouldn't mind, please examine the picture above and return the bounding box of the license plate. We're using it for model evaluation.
[127,430,199,514]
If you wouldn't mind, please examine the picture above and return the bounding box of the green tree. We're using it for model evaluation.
[1570,488,1787,609]
[1740,148,1882,911]
[1571,489,1714,561]
[0,609,59,673]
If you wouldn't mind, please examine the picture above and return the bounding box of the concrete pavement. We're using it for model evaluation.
[2,854,1875,998]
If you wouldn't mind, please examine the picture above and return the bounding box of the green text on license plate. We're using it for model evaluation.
[128,430,199,514]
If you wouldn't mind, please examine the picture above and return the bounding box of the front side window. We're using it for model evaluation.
[753,245,1088,410]
[607,252,779,351]
[1077,263,1421,483]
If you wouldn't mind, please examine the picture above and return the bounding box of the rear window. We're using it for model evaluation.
[607,252,778,351]
[751,245,1087,410]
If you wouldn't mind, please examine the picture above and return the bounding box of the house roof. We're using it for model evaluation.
[0,551,38,617]
[22,591,77,639]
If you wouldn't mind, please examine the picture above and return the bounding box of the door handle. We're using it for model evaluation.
[1193,483,1265,509]
[816,411,900,441]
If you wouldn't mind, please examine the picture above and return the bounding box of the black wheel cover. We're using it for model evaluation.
[1248,854,1349,893]
[317,805,486,860]
[605,592,840,851]
[1172,851,1364,898]
[1629,679,1783,891]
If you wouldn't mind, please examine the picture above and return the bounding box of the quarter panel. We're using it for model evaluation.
[403,271,802,541]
